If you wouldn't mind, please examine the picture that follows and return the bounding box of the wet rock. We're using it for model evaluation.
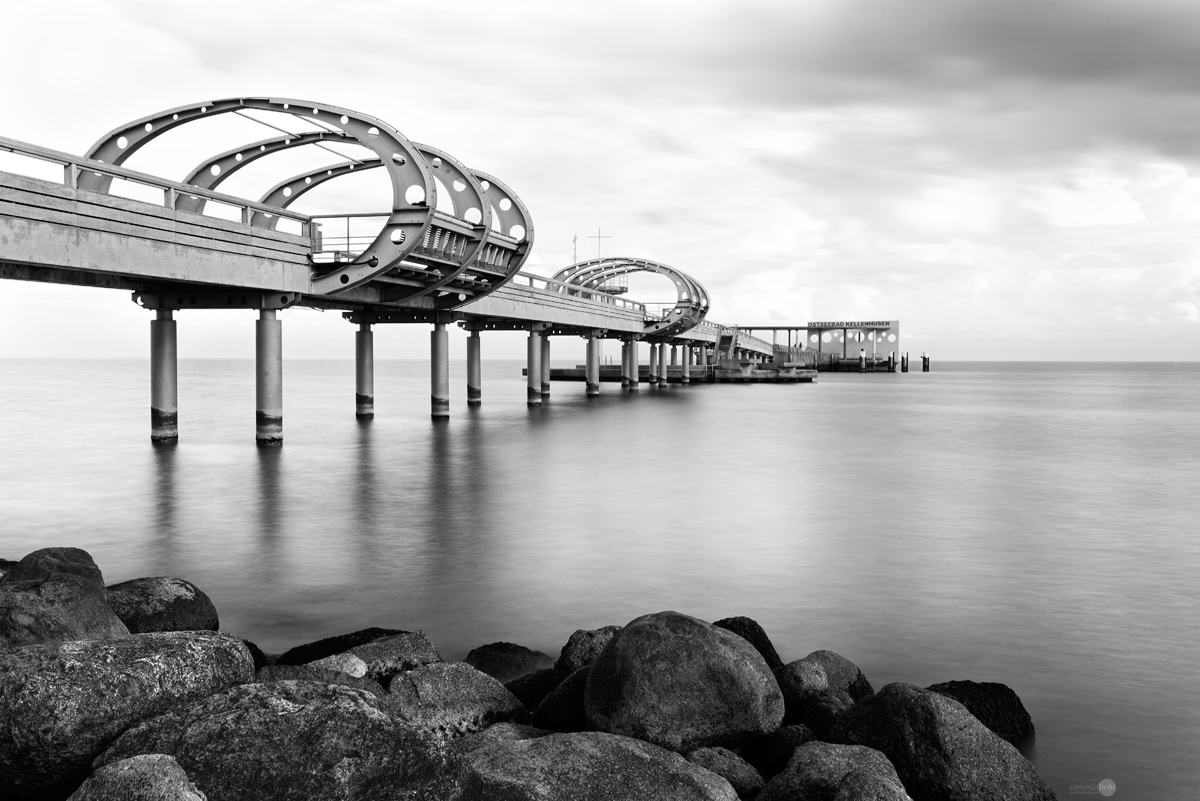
[741,725,816,779]
[828,682,1056,801]
[256,664,385,696]
[532,665,590,732]
[460,731,739,800]
[555,625,622,680]
[758,741,910,801]
[450,722,553,757]
[239,638,270,670]
[464,641,555,683]
[0,547,106,588]
[774,650,873,727]
[386,661,524,740]
[66,754,205,801]
[927,680,1036,745]
[275,626,404,666]
[505,666,559,711]
[686,747,765,800]
[0,573,129,648]
[712,617,785,673]
[105,577,218,633]
[0,631,252,800]
[0,557,18,577]
[95,681,463,801]
[584,611,785,752]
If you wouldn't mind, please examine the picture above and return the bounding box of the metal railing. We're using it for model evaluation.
[0,135,311,234]
[513,271,646,313]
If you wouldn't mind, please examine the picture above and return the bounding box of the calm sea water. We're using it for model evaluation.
[1,358,1197,798]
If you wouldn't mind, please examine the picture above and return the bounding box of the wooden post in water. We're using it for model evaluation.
[901,351,909,372]
[922,352,930,372]
[858,348,866,372]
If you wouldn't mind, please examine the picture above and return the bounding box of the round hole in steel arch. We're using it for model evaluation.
[340,274,350,284]
[235,153,243,162]
[453,180,466,192]
[464,208,482,224]
[480,180,490,191]
[509,225,526,240]
[499,198,512,211]
[340,115,349,124]
[392,153,406,165]
[431,157,442,168]
[283,187,292,197]
[117,136,128,149]
[405,185,426,204]
[144,123,153,132]
[367,127,380,139]
[210,165,221,177]
[390,229,406,244]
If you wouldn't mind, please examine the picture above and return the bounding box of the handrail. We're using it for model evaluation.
[513,271,646,314]
[0,135,311,228]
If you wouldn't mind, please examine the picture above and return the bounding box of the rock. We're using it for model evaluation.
[0,547,106,588]
[555,625,621,680]
[927,680,1036,745]
[532,665,589,732]
[1,573,129,648]
[95,681,463,801]
[307,651,370,677]
[774,650,873,727]
[741,725,816,779]
[346,631,443,682]
[239,638,270,670]
[800,689,856,739]
[450,722,553,757]
[464,641,555,683]
[387,661,524,740]
[584,611,785,752]
[758,741,910,801]
[460,731,739,800]
[275,626,404,666]
[105,577,218,633]
[505,667,559,711]
[0,631,252,800]
[256,664,385,696]
[686,747,765,800]
[712,617,785,673]
[66,754,206,801]
[0,557,18,577]
[828,682,1056,801]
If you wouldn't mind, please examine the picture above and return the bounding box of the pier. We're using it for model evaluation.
[0,97,910,443]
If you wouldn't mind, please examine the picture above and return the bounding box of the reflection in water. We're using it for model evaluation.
[353,418,380,571]
[150,441,177,572]
[256,445,283,585]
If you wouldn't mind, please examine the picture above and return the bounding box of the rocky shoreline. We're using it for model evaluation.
[0,547,1056,800]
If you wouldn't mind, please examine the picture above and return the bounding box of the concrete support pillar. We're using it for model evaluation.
[431,322,450,419]
[586,336,600,396]
[620,340,630,389]
[671,345,678,366]
[648,343,659,384]
[628,340,640,391]
[540,335,551,396]
[467,330,482,406]
[150,309,178,441]
[527,330,542,405]
[355,322,374,418]
[922,352,931,372]
[902,351,910,373]
[658,342,668,384]
[256,309,283,445]
[681,345,691,384]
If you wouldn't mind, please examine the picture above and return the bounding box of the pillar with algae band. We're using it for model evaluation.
[150,309,178,441]
[256,309,283,445]
[356,322,373,418]
[431,323,449,419]
[467,331,482,406]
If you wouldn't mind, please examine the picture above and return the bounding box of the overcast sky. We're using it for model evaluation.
[2,0,1199,360]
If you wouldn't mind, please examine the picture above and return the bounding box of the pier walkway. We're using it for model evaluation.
[0,97,891,443]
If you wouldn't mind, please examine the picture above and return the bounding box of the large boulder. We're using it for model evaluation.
[464,641,554,683]
[275,626,404,666]
[450,722,553,757]
[686,747,764,800]
[758,741,910,801]
[712,617,785,672]
[774,650,873,729]
[66,754,205,801]
[459,731,739,800]
[828,683,1056,801]
[927,681,1036,745]
[741,724,816,779]
[346,631,443,682]
[0,631,252,800]
[584,611,784,752]
[0,547,106,588]
[1,573,129,648]
[531,665,590,732]
[555,625,622,680]
[386,662,524,740]
[105,577,218,633]
[95,681,463,801]
[256,664,385,696]
[505,667,559,712]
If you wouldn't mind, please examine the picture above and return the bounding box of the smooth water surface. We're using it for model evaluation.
[1,358,1197,798]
